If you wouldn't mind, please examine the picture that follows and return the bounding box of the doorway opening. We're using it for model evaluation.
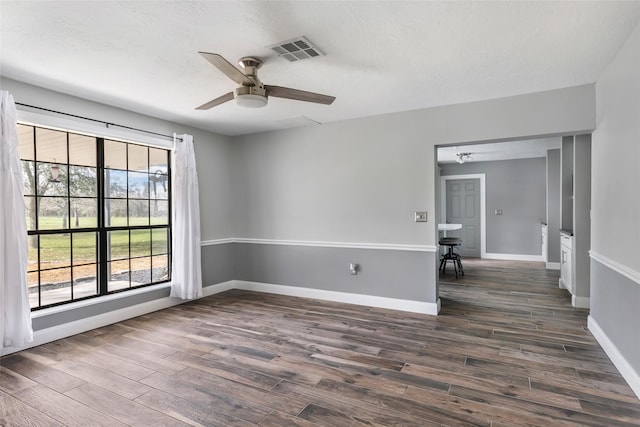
[434,137,561,309]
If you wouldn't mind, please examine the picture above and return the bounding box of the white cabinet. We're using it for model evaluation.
[560,232,574,294]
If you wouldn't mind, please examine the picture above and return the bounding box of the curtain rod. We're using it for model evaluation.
[15,102,183,142]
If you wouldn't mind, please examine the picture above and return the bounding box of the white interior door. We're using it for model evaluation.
[446,179,481,257]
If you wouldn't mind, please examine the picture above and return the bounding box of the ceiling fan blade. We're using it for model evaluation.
[198,52,252,86]
[265,85,335,105]
[195,91,235,110]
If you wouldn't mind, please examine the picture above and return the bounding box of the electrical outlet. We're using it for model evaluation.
[349,263,358,275]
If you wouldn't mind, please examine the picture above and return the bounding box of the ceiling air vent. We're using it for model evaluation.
[268,36,325,62]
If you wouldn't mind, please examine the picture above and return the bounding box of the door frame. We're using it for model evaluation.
[440,174,486,258]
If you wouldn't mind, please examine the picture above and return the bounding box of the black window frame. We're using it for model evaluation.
[18,124,172,311]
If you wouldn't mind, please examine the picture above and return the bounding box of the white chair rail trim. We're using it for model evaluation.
[201,238,437,252]
[589,250,640,286]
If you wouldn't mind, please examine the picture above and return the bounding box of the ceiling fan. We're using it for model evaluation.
[196,52,336,109]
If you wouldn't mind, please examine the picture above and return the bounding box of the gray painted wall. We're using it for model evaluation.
[435,162,442,295]
[201,243,236,286]
[561,136,574,232]
[234,244,436,303]
[572,135,591,299]
[591,20,640,375]
[439,158,546,256]
[591,259,640,374]
[31,286,171,330]
[231,84,594,248]
[592,23,640,272]
[546,149,561,263]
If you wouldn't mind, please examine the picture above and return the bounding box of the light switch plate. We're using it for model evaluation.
[415,211,428,222]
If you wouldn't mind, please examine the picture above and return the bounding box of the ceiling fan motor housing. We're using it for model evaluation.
[238,57,263,71]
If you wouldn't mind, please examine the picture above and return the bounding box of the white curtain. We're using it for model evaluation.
[170,134,202,299]
[0,91,33,348]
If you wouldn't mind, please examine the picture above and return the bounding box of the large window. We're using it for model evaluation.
[17,124,171,310]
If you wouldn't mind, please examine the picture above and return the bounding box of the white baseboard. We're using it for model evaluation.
[546,262,561,270]
[559,278,570,291]
[588,315,640,400]
[571,295,590,309]
[484,253,544,262]
[233,280,440,315]
[0,281,235,357]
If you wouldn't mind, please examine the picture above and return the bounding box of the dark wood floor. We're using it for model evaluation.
[2,259,639,426]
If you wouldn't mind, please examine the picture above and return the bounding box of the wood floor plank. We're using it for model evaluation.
[402,385,566,427]
[139,372,272,424]
[0,354,85,393]
[499,346,622,375]
[0,365,37,394]
[73,348,157,381]
[413,358,584,411]
[313,377,492,426]
[530,378,640,407]
[296,403,370,427]
[579,398,640,424]
[258,410,322,427]
[449,384,638,427]
[85,329,180,358]
[177,366,309,416]
[64,382,192,426]
[0,389,62,427]
[198,346,324,387]
[11,384,127,427]
[97,342,189,376]
[166,350,283,390]
[51,358,152,400]
[134,388,255,427]
[272,380,440,427]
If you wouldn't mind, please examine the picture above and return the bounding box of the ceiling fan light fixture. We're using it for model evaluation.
[456,152,472,164]
[235,85,268,108]
[235,93,268,108]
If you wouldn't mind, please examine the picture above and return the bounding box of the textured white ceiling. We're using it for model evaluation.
[2,1,640,136]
